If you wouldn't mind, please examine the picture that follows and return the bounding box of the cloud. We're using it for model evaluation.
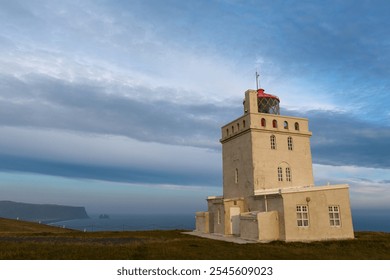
[284,109,390,169]
[0,0,389,192]
[313,164,390,209]
[1,67,389,187]
[0,126,222,186]
[0,72,242,149]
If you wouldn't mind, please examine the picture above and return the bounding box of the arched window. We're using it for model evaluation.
[226,128,229,136]
[286,167,292,181]
[261,118,266,127]
[234,168,238,184]
[243,120,246,128]
[277,167,283,181]
[288,137,293,151]
[232,125,234,133]
[295,122,300,131]
[237,123,240,131]
[272,119,278,128]
[284,121,289,129]
[270,135,276,150]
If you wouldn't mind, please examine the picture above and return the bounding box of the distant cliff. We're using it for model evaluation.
[0,201,89,223]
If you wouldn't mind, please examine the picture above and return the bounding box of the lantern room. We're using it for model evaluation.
[257,88,280,115]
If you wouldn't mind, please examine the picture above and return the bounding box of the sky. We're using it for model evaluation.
[0,0,389,215]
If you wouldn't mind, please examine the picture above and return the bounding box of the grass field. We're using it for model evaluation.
[0,218,389,260]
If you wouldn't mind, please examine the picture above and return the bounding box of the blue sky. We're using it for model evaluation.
[0,0,389,215]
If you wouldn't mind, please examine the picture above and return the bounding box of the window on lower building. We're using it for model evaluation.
[277,167,283,181]
[287,136,293,150]
[286,167,292,181]
[329,205,341,227]
[270,135,276,149]
[296,205,309,227]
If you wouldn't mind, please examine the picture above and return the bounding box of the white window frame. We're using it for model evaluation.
[329,205,341,227]
[296,205,309,227]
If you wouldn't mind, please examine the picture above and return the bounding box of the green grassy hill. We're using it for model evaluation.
[0,218,389,260]
[0,217,75,234]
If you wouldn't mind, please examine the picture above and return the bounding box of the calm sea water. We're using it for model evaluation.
[48,210,390,233]
[351,209,390,232]
[49,214,195,232]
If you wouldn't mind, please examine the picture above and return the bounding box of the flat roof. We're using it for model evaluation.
[254,184,349,196]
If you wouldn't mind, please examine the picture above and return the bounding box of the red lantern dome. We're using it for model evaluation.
[257,88,280,115]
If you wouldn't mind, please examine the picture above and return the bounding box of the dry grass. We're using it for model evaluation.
[0,218,389,260]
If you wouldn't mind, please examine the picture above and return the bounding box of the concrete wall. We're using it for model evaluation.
[223,199,245,235]
[282,185,354,241]
[195,211,209,233]
[221,129,254,200]
[264,196,286,240]
[207,198,224,234]
[258,211,280,242]
[239,210,280,242]
[250,113,314,191]
[240,212,259,241]
[220,89,314,201]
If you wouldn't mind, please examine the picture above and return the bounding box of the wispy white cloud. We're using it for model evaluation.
[313,163,390,208]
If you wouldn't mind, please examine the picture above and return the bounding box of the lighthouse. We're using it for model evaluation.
[195,87,354,242]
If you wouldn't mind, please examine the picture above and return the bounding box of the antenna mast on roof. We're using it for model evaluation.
[256,70,260,90]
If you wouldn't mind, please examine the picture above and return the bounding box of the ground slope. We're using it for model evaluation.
[0,218,389,260]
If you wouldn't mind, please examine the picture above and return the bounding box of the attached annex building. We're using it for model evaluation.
[195,88,354,242]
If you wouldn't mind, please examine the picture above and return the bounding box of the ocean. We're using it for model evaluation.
[49,210,390,233]
[351,209,390,232]
[49,214,196,232]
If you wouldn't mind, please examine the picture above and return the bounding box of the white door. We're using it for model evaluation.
[230,207,240,235]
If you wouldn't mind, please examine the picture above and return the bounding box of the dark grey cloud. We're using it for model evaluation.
[1,71,389,176]
[286,109,390,169]
[0,154,221,186]
[0,73,240,149]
